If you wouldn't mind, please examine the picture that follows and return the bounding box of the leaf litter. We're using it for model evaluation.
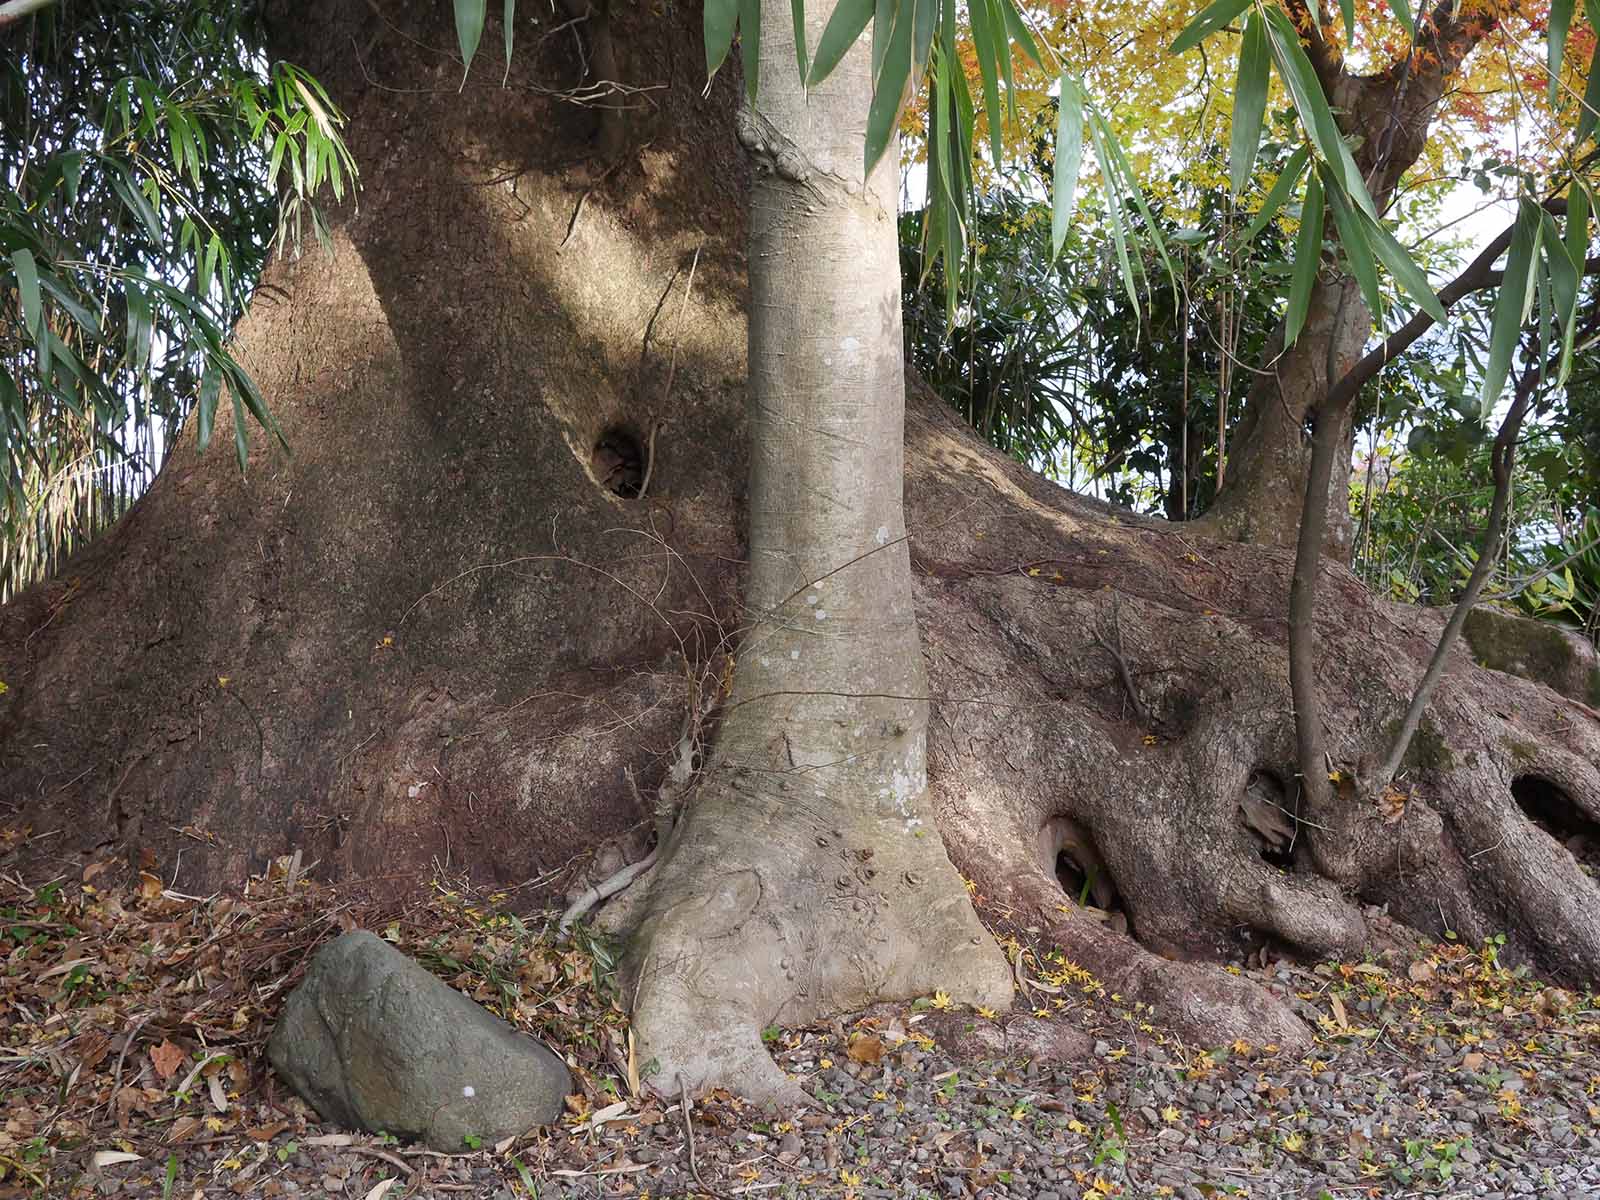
[1,856,1597,1198]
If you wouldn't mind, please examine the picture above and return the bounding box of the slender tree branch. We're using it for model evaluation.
[1373,374,1533,786]
[1376,312,1600,786]
[1323,199,1575,413]
[1287,392,1343,864]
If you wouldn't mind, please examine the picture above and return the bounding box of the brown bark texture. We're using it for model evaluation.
[1,0,1597,1088]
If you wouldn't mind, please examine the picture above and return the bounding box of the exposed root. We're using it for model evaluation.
[625,774,1013,1104]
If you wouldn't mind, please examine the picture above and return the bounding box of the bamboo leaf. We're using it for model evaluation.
[1362,211,1445,324]
[1338,0,1354,43]
[37,270,103,341]
[105,161,163,242]
[864,0,912,173]
[792,0,810,83]
[989,0,1018,125]
[504,0,516,81]
[704,0,740,77]
[808,0,874,85]
[1170,0,1252,54]
[740,0,761,101]
[1244,144,1309,239]
[1285,167,1323,347]
[912,0,937,81]
[1051,74,1084,257]
[196,362,221,452]
[999,0,1040,67]
[967,0,1004,163]
[1096,113,1176,291]
[1578,12,1600,146]
[11,249,42,340]
[126,283,153,375]
[1541,206,1581,383]
[1230,11,1269,196]
[1387,0,1413,38]
[1479,200,1542,420]
[1263,7,1375,221]
[453,0,487,79]
[1089,117,1139,317]
[1322,175,1382,316]
[1548,0,1575,104]
[232,377,251,470]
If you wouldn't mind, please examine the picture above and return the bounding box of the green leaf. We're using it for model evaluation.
[1230,11,1269,196]
[11,249,42,340]
[105,161,162,242]
[705,0,739,77]
[1263,7,1375,221]
[912,0,937,81]
[740,0,761,101]
[504,0,516,81]
[453,0,487,79]
[1578,13,1600,146]
[864,0,912,173]
[1338,0,1354,43]
[37,270,104,341]
[1244,144,1309,239]
[1541,206,1581,383]
[1095,113,1176,291]
[999,0,1040,67]
[126,284,153,375]
[1479,199,1542,420]
[1548,0,1575,104]
[1387,0,1414,39]
[1170,0,1252,55]
[1322,174,1382,316]
[791,0,810,82]
[1089,117,1139,316]
[232,377,251,471]
[1363,211,1445,324]
[808,0,874,85]
[1051,74,1084,257]
[967,0,1004,163]
[1285,167,1323,347]
[196,362,221,452]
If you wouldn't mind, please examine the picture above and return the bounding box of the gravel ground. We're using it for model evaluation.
[68,954,1600,1200]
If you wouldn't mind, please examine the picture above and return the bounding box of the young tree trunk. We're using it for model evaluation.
[622,0,1011,1101]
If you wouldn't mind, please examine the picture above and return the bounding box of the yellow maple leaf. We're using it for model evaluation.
[976,1005,997,1019]
[1161,1106,1181,1123]
[840,1169,863,1186]
[929,990,952,1010]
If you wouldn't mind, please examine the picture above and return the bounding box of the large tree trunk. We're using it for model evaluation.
[2,0,1597,1099]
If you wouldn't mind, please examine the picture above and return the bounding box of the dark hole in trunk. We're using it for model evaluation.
[1039,816,1125,932]
[1241,769,1299,867]
[592,428,646,498]
[1514,776,1600,875]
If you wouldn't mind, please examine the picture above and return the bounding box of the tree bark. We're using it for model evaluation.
[622,0,1011,1101]
[1,0,1597,1104]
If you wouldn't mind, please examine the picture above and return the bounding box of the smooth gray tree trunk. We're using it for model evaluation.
[624,0,1011,1101]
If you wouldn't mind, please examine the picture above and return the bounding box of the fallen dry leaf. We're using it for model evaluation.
[847,1035,884,1065]
[149,1040,186,1081]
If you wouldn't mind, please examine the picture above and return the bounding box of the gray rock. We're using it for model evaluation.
[268,931,570,1151]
